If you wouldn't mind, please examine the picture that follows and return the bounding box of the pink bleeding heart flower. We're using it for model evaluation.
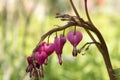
[26,57,34,73]
[43,42,54,56]
[67,31,83,56]
[34,51,48,65]
[27,56,33,65]
[41,42,54,65]
[36,42,54,56]
[67,31,83,47]
[33,42,45,54]
[34,42,54,65]
[54,34,66,65]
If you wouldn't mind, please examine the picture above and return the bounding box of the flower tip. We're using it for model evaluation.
[26,64,33,73]
[59,61,62,65]
[58,55,62,65]
[26,67,29,73]
[27,56,33,65]
[39,66,44,78]
[44,58,48,65]
[72,47,78,56]
[40,71,44,78]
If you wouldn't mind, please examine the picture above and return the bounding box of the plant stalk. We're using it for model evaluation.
[70,0,116,79]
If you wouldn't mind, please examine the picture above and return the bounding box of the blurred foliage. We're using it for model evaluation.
[0,0,120,80]
[47,0,71,15]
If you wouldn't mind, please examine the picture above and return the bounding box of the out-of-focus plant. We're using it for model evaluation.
[0,0,39,80]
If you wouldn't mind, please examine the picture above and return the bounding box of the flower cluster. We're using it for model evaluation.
[26,31,83,79]
[25,0,116,79]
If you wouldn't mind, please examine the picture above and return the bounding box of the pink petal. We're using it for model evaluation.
[27,56,33,65]
[67,31,83,47]
[57,54,62,65]
[34,42,45,53]
[39,65,44,77]
[75,32,83,46]
[54,35,66,65]
[44,43,54,56]
[54,37,62,54]
[34,52,47,65]
[60,34,66,46]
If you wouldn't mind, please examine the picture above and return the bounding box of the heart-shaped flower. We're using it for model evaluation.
[54,37,62,54]
[34,42,54,65]
[34,51,48,65]
[67,31,83,47]
[67,31,83,56]
[42,42,54,56]
[54,34,66,65]
[36,42,54,56]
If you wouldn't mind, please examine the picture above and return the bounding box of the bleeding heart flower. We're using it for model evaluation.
[43,42,54,56]
[34,51,47,65]
[27,56,33,65]
[54,37,61,54]
[67,31,83,47]
[33,42,54,65]
[67,31,83,56]
[26,56,34,78]
[41,42,54,65]
[36,42,54,56]
[54,34,66,65]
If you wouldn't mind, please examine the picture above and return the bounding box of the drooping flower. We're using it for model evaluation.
[67,31,83,56]
[34,51,48,65]
[27,56,33,65]
[41,42,54,64]
[26,57,34,73]
[34,42,54,65]
[42,42,54,56]
[54,34,66,65]
[26,41,55,79]
[26,56,35,78]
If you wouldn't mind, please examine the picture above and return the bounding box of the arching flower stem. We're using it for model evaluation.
[31,0,116,80]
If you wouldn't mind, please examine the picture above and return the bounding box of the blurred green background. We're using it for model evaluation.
[0,0,120,80]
